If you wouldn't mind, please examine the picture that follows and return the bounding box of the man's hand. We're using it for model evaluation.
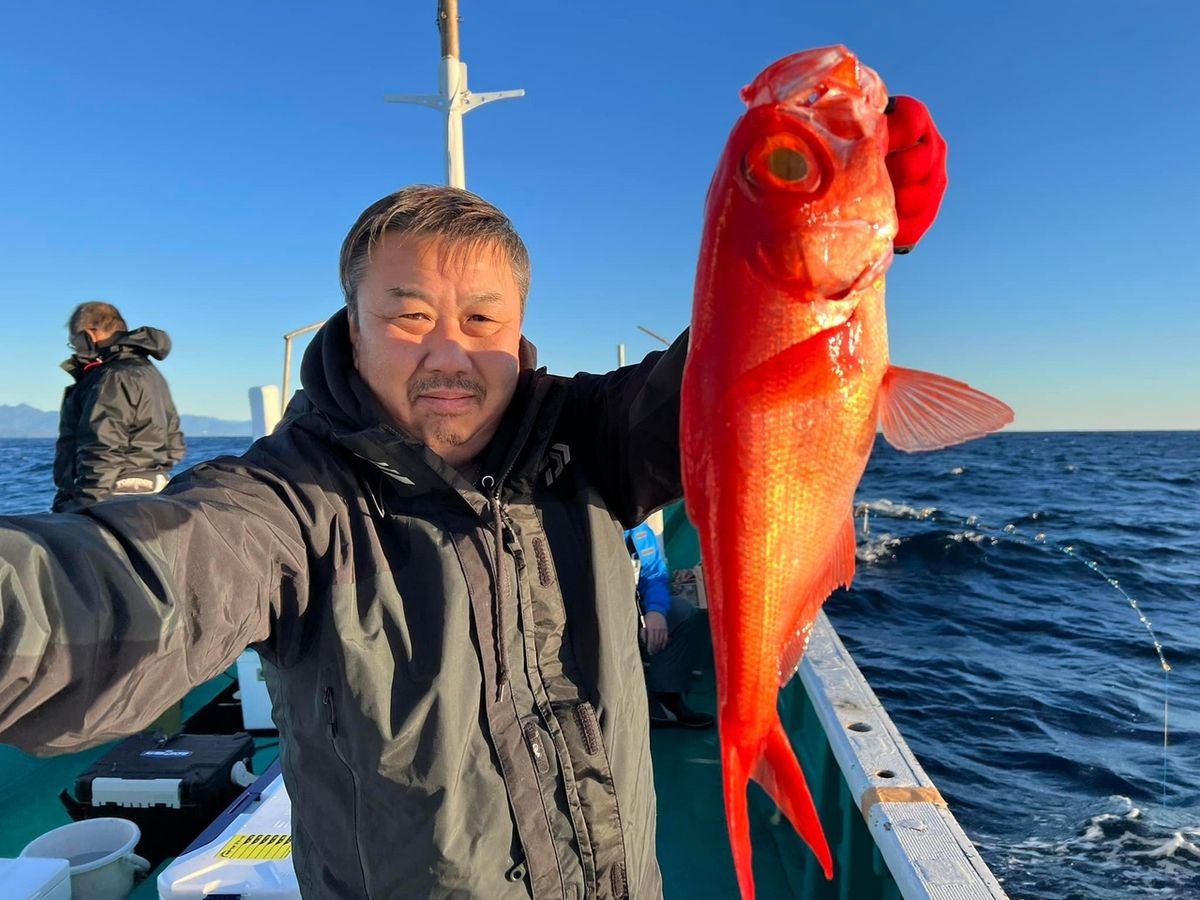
[885,95,948,253]
[641,611,670,655]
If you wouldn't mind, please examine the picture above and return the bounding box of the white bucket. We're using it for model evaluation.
[21,818,150,900]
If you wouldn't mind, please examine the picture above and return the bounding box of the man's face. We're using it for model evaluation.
[348,233,524,469]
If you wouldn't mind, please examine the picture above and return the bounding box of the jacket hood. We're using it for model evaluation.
[109,326,172,360]
[295,308,400,435]
[60,326,173,378]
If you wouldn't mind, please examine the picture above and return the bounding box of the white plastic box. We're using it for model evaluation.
[158,772,298,899]
[236,649,276,731]
[0,857,71,900]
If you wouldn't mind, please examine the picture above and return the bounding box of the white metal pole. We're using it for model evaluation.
[441,58,467,188]
[438,1,465,187]
[384,1,524,190]
[280,321,326,418]
[281,340,293,411]
[637,325,672,347]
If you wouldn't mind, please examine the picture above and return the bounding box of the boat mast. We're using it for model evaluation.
[385,0,524,188]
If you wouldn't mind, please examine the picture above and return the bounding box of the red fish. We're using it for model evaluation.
[680,46,1012,898]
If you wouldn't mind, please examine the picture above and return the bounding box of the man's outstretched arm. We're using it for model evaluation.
[0,458,309,754]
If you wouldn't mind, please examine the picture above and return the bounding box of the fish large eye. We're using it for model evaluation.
[767,147,810,182]
[744,133,824,194]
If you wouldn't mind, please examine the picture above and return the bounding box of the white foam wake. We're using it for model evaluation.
[856,534,903,563]
[855,498,938,520]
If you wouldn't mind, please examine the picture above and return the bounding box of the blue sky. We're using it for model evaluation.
[1,1,1196,430]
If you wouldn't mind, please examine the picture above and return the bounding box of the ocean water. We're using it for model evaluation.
[830,431,1200,899]
[1,432,1197,898]
[0,436,253,516]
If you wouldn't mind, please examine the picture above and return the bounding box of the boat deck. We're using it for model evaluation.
[2,648,905,899]
[650,677,800,899]
[652,627,910,900]
[0,673,282,898]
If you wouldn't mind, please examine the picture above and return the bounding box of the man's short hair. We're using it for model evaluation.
[339,185,531,316]
[68,302,127,337]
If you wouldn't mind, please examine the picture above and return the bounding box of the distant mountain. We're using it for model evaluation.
[0,404,58,437]
[0,404,250,438]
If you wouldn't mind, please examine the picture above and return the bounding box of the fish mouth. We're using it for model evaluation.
[824,251,892,301]
[752,224,893,301]
[783,253,886,334]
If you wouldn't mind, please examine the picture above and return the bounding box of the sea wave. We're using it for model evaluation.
[855,527,998,569]
[855,498,939,520]
[837,432,1200,899]
[996,797,1200,897]
[855,534,903,563]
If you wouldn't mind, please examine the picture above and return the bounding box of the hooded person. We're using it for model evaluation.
[53,302,186,512]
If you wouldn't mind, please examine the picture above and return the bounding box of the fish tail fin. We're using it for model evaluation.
[721,740,757,900]
[751,717,834,880]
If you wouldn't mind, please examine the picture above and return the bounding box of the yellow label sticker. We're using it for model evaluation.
[217,833,293,860]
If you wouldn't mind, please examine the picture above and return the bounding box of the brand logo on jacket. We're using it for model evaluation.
[543,443,571,486]
[372,458,416,485]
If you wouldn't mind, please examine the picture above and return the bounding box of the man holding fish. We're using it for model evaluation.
[0,46,994,900]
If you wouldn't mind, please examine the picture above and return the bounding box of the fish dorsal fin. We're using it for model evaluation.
[777,512,857,686]
[879,365,1014,452]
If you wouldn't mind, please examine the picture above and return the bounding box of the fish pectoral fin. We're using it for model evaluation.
[735,321,860,401]
[749,718,834,879]
[777,513,856,686]
[879,365,1014,452]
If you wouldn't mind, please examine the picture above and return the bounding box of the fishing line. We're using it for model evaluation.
[1056,542,1172,813]
[856,500,1173,810]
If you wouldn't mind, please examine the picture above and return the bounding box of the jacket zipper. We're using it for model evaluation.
[481,460,519,702]
[522,721,551,776]
[323,686,371,896]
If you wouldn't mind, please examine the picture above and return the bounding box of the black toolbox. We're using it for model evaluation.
[61,731,256,865]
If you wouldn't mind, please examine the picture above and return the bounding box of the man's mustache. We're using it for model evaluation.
[408,375,486,403]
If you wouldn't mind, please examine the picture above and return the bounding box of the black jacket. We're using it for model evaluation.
[1,309,688,898]
[52,326,186,511]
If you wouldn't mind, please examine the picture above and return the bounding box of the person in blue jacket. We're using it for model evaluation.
[626,523,713,729]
